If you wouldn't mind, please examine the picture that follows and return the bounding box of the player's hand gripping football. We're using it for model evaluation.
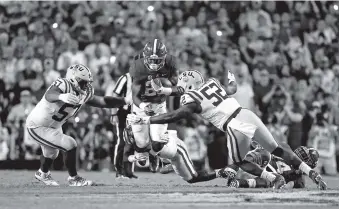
[58,93,80,105]
[151,79,172,95]
[151,79,163,93]
[127,114,150,125]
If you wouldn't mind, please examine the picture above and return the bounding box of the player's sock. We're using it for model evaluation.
[187,171,217,184]
[260,170,276,182]
[40,155,53,173]
[238,179,250,188]
[65,148,77,177]
[298,162,312,176]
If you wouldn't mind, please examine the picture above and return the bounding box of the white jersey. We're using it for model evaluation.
[26,78,94,129]
[180,78,241,132]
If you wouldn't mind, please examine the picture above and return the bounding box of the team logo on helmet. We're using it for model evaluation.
[66,64,93,93]
[177,70,204,92]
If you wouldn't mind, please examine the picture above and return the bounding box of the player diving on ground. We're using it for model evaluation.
[127,70,327,190]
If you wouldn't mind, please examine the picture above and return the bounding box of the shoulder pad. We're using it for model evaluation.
[52,78,71,93]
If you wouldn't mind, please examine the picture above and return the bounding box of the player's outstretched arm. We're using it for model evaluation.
[45,85,64,103]
[45,85,80,105]
[86,95,127,108]
[149,103,198,124]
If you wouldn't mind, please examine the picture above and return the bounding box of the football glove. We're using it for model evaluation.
[58,93,80,105]
[127,114,150,125]
[127,152,149,163]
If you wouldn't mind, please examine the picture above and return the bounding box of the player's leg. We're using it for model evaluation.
[149,123,168,172]
[26,127,61,186]
[158,131,217,183]
[225,126,285,189]
[234,109,327,190]
[114,125,126,177]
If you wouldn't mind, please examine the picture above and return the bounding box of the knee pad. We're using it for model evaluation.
[158,130,178,159]
[42,146,59,159]
[61,135,77,151]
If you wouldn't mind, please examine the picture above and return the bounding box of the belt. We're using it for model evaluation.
[223,107,242,131]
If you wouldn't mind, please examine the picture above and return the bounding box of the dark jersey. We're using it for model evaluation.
[266,156,305,188]
[129,55,178,104]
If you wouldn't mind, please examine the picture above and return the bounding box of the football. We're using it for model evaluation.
[153,78,173,87]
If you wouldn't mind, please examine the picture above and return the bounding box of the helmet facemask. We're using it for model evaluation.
[144,54,166,71]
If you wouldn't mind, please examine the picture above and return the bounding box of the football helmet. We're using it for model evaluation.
[66,64,93,93]
[143,39,167,71]
[177,70,204,92]
[294,146,319,169]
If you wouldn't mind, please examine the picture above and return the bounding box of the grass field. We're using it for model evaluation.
[0,170,339,209]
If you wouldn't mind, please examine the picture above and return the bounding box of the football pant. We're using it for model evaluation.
[131,103,168,149]
[226,108,279,163]
[26,126,77,159]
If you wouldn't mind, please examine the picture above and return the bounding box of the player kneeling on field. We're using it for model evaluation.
[124,126,229,183]
[26,64,130,186]
[227,143,319,189]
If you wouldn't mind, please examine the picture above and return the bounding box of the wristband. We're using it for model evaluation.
[160,87,172,95]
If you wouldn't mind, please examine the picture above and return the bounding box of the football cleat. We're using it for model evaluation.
[35,170,59,186]
[68,175,94,186]
[116,173,130,179]
[309,170,327,190]
[149,154,160,173]
[271,173,286,189]
[227,179,240,188]
[159,164,174,174]
[216,167,237,179]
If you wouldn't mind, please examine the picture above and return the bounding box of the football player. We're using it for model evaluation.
[228,143,319,189]
[129,39,184,172]
[127,70,327,190]
[26,64,130,186]
[124,126,227,184]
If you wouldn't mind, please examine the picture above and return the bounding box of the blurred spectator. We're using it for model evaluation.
[7,90,34,124]
[0,124,9,160]
[308,113,338,175]
[232,71,254,110]
[57,39,87,74]
[1,46,18,88]
[85,32,110,60]
[17,46,43,72]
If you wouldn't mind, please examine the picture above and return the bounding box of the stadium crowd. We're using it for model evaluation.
[0,1,339,175]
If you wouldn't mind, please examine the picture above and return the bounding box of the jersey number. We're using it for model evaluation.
[52,103,81,122]
[144,80,157,96]
[200,83,228,106]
